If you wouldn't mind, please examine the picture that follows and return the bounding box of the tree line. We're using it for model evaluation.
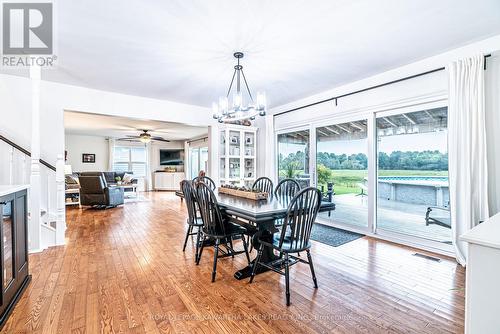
[280,150,448,171]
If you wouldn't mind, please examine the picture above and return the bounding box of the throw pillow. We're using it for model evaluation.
[122,173,134,184]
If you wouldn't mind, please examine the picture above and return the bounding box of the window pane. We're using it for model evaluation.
[131,147,146,162]
[376,107,451,244]
[200,147,209,172]
[277,130,310,187]
[113,162,129,173]
[315,119,368,228]
[190,148,200,179]
[114,147,129,162]
[131,163,146,177]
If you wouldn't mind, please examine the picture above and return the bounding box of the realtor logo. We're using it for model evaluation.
[2,2,53,54]
[2,1,56,67]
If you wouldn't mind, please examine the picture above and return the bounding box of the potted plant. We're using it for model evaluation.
[115,176,122,186]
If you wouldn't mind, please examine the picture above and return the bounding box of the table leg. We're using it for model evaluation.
[234,220,279,280]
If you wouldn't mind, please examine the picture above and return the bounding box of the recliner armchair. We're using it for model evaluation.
[79,173,124,208]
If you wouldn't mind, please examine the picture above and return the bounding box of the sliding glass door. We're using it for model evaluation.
[277,128,311,188]
[376,107,451,244]
[189,146,209,179]
[315,119,368,229]
[275,102,452,252]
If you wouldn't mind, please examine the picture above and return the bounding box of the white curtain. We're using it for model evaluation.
[448,54,490,266]
[485,52,500,216]
[107,138,115,170]
[264,115,275,182]
[145,142,153,191]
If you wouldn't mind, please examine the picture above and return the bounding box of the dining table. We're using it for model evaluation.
[215,190,335,280]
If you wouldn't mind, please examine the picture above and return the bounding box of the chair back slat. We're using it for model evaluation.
[252,177,274,194]
[195,182,225,235]
[193,176,216,190]
[181,180,198,224]
[279,187,321,250]
[274,178,300,200]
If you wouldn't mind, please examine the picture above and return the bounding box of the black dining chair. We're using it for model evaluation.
[252,177,274,195]
[273,178,301,227]
[195,182,251,282]
[181,180,204,262]
[192,175,216,190]
[274,178,301,198]
[249,187,321,306]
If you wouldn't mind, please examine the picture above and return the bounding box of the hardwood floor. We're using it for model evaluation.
[1,192,464,333]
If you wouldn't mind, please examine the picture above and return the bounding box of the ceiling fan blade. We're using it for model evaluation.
[126,135,141,138]
[117,138,139,141]
[152,137,170,142]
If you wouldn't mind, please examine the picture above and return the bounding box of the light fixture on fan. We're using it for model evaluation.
[212,52,266,123]
[139,131,152,143]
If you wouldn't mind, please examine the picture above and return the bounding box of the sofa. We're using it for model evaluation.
[80,171,137,187]
[79,172,125,208]
[66,171,138,191]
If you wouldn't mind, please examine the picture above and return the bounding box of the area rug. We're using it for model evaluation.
[310,223,364,247]
[124,195,149,203]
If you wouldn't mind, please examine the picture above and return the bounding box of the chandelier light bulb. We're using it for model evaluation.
[212,102,219,119]
[256,91,266,110]
[233,92,242,109]
[219,96,228,113]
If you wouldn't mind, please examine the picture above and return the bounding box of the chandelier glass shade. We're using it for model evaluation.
[212,52,266,123]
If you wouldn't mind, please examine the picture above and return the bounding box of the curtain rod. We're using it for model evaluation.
[274,54,491,117]
[187,136,208,144]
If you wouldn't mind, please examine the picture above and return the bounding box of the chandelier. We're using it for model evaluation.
[212,52,266,123]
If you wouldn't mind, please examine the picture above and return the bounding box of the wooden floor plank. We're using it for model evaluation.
[0,192,464,333]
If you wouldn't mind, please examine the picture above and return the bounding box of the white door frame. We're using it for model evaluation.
[275,124,313,186]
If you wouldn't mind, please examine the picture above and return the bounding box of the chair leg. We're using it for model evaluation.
[247,235,253,253]
[182,225,192,252]
[249,244,264,283]
[211,239,220,282]
[241,234,251,265]
[194,227,201,263]
[306,250,318,288]
[284,253,291,306]
[196,235,205,265]
[229,237,235,258]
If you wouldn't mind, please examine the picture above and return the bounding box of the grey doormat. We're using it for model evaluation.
[310,223,364,247]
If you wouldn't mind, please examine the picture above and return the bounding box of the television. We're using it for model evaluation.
[159,149,184,165]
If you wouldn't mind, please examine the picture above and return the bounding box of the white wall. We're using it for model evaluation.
[271,34,500,117]
[0,74,32,150]
[485,52,500,215]
[64,134,109,172]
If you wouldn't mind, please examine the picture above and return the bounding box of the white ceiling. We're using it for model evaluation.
[64,111,208,141]
[4,0,500,108]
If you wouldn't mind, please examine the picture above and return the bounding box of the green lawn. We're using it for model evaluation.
[279,169,448,195]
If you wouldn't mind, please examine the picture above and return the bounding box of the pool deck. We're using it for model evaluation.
[318,194,452,244]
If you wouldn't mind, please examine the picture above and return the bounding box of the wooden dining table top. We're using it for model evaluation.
[215,190,335,223]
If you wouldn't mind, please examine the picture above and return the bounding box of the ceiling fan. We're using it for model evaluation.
[117,130,170,143]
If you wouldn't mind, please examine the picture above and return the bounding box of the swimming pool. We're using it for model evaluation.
[378,176,448,182]
[376,175,449,206]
